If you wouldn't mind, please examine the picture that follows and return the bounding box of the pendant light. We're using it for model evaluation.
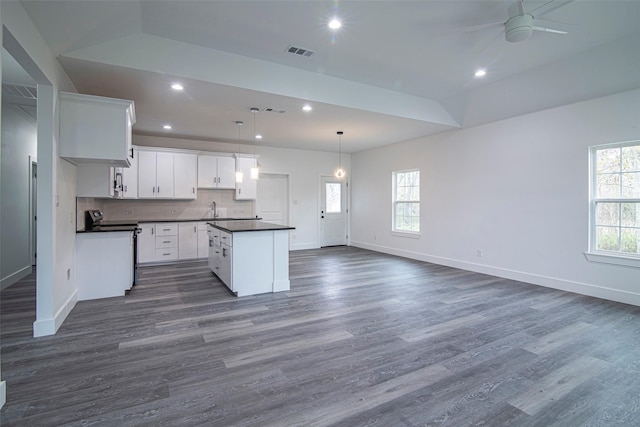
[335,131,346,178]
[235,120,244,183]
[250,107,260,180]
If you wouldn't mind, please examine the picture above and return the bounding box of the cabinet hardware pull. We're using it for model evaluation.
[163,253,170,256]
[163,240,170,243]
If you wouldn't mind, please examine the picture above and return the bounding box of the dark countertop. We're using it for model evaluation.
[138,217,259,223]
[77,217,260,233]
[208,220,295,233]
[77,225,138,234]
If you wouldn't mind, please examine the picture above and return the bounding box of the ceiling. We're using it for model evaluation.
[16,0,640,153]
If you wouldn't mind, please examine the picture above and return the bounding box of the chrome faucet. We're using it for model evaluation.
[211,201,217,218]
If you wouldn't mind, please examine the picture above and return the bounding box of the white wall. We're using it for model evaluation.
[1,103,37,289]
[1,1,77,342]
[351,88,640,306]
[134,134,350,250]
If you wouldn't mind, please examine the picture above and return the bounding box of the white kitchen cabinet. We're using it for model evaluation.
[174,153,197,199]
[119,147,138,199]
[137,223,156,264]
[178,222,199,260]
[59,92,135,167]
[76,164,117,198]
[197,222,209,258]
[138,150,174,198]
[76,231,134,300]
[197,155,235,189]
[154,223,178,262]
[234,156,258,200]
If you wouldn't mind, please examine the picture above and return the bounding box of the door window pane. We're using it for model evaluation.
[326,183,341,213]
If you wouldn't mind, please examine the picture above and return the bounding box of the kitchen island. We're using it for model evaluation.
[207,220,295,296]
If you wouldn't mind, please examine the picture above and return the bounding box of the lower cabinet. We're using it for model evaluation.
[76,231,134,300]
[178,223,198,260]
[139,221,208,264]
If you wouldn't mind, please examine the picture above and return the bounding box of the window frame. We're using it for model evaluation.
[586,140,640,268]
[392,168,420,236]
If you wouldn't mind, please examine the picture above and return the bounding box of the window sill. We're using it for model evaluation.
[584,251,640,269]
[391,231,421,239]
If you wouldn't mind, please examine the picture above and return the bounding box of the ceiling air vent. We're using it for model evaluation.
[263,107,286,114]
[285,45,315,58]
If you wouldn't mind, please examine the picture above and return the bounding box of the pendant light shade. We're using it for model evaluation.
[335,131,346,178]
[250,107,260,180]
[235,121,244,183]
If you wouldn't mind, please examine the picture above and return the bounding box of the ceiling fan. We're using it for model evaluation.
[461,0,571,43]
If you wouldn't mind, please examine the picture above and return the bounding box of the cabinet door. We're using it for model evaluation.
[197,155,218,188]
[121,149,138,199]
[137,223,156,263]
[217,157,236,189]
[178,223,199,260]
[137,151,157,198]
[76,164,115,198]
[197,222,209,258]
[155,152,174,198]
[174,153,197,199]
[235,157,257,200]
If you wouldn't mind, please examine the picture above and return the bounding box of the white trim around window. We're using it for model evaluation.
[587,140,640,268]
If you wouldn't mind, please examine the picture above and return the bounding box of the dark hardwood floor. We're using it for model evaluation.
[2,246,640,426]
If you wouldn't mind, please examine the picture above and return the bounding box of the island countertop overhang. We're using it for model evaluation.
[207,220,295,233]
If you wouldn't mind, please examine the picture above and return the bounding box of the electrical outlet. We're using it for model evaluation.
[124,209,132,215]
[477,249,483,258]
[171,209,178,214]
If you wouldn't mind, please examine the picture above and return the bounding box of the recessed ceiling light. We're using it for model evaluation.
[163,124,172,130]
[171,83,184,91]
[302,104,312,112]
[255,134,263,140]
[474,69,487,78]
[328,18,342,30]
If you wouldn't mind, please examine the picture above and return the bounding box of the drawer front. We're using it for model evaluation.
[155,223,178,236]
[220,230,233,247]
[155,247,178,261]
[156,235,178,248]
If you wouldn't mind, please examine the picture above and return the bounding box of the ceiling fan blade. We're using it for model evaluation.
[527,0,575,18]
[507,0,525,18]
[532,25,568,35]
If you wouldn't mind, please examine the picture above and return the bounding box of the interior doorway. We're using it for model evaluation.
[256,173,289,225]
[30,159,37,266]
[320,176,347,247]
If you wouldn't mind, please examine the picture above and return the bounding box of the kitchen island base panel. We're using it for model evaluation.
[210,227,291,297]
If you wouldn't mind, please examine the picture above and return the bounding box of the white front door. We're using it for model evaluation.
[320,176,347,247]
[257,173,289,225]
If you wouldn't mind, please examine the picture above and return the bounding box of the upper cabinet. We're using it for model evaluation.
[173,153,197,199]
[138,149,197,199]
[234,155,258,200]
[138,150,174,199]
[197,155,235,189]
[59,92,135,167]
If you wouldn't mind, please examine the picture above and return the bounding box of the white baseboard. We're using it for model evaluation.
[291,243,319,251]
[1,265,33,290]
[351,240,640,307]
[33,289,78,337]
[0,380,6,409]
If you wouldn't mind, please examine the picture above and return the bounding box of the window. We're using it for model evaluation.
[393,169,420,233]
[325,182,342,213]
[588,141,640,264]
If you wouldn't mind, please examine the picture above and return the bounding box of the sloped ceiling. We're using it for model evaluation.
[20,0,640,153]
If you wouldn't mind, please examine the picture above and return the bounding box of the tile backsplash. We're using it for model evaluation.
[76,189,254,230]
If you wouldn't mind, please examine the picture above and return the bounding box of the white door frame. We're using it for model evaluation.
[29,157,37,266]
